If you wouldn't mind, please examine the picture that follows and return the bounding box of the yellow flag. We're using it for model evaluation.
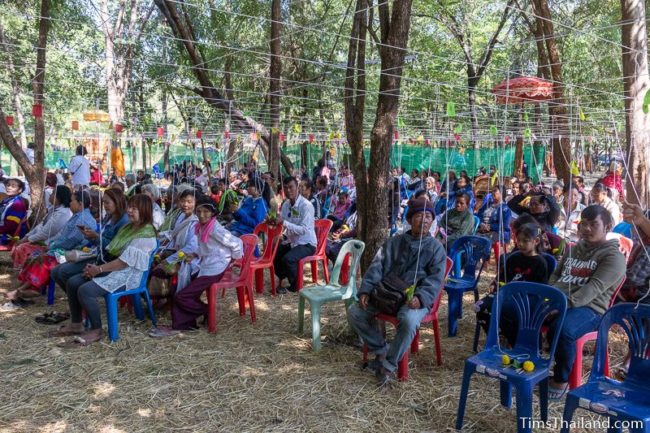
[570,160,580,176]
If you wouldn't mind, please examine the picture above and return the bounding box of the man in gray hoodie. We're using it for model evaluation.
[347,197,447,387]
[546,205,626,398]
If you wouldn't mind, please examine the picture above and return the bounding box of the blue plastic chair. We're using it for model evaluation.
[560,303,650,433]
[445,236,491,337]
[298,240,365,351]
[456,282,568,433]
[472,215,480,235]
[612,222,633,239]
[105,244,158,342]
[471,252,558,352]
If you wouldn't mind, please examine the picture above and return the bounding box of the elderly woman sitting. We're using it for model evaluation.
[49,194,158,346]
[11,185,72,269]
[0,178,28,244]
[148,189,198,298]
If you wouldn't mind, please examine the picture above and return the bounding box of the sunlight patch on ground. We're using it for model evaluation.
[38,421,67,433]
[99,426,126,433]
[137,408,151,417]
[92,382,116,400]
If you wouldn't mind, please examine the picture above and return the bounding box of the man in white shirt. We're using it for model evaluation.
[273,176,317,293]
[68,145,90,188]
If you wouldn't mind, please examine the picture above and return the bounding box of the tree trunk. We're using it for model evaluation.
[0,27,28,149]
[621,0,649,207]
[344,0,370,269]
[532,0,570,183]
[467,79,479,146]
[155,0,293,174]
[268,0,282,178]
[225,138,238,179]
[141,138,147,172]
[345,0,413,271]
[163,142,170,173]
[0,0,49,223]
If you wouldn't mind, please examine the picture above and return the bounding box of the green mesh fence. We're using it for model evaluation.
[0,142,544,183]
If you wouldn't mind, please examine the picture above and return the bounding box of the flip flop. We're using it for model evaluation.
[547,384,569,401]
[57,335,99,348]
[44,325,83,338]
[35,312,70,325]
[148,326,182,338]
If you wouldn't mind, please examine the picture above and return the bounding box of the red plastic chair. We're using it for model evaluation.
[362,257,453,381]
[568,277,627,389]
[617,235,633,263]
[295,219,333,292]
[251,222,284,295]
[206,234,258,333]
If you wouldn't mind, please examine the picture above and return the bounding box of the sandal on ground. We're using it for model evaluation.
[547,383,569,401]
[148,325,182,338]
[44,325,83,338]
[35,311,70,324]
[57,335,100,348]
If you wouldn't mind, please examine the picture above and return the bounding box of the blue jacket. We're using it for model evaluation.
[231,197,267,235]
[48,208,96,251]
[477,200,512,243]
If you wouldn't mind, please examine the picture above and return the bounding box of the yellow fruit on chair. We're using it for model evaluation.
[178,251,185,259]
[522,361,534,372]
[501,355,511,365]
[82,247,90,253]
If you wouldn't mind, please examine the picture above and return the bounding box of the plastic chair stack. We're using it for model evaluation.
[445,236,491,337]
[251,222,284,295]
[295,219,333,292]
[560,303,650,433]
[105,243,159,342]
[207,234,258,333]
[297,240,365,351]
[361,257,453,381]
[456,282,568,433]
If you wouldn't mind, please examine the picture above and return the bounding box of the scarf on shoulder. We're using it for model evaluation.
[106,223,156,257]
[0,195,21,227]
[195,216,217,243]
[159,208,181,232]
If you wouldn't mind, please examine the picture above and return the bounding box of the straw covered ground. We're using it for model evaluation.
[0,253,628,433]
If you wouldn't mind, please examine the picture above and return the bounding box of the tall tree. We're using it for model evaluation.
[0,0,50,222]
[621,0,649,207]
[154,0,294,174]
[268,0,282,178]
[345,0,414,269]
[98,0,154,125]
[433,0,515,143]
[0,25,28,149]
[531,0,571,183]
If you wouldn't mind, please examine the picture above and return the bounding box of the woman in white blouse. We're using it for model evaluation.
[149,196,242,337]
[50,194,157,346]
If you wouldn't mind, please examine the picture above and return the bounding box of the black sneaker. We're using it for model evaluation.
[276,286,288,294]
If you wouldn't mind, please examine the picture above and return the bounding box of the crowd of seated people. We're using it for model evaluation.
[0,154,647,410]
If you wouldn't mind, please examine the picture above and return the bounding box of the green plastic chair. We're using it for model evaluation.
[297,239,365,351]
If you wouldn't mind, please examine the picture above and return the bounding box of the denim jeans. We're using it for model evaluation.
[546,306,601,383]
[347,302,429,373]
